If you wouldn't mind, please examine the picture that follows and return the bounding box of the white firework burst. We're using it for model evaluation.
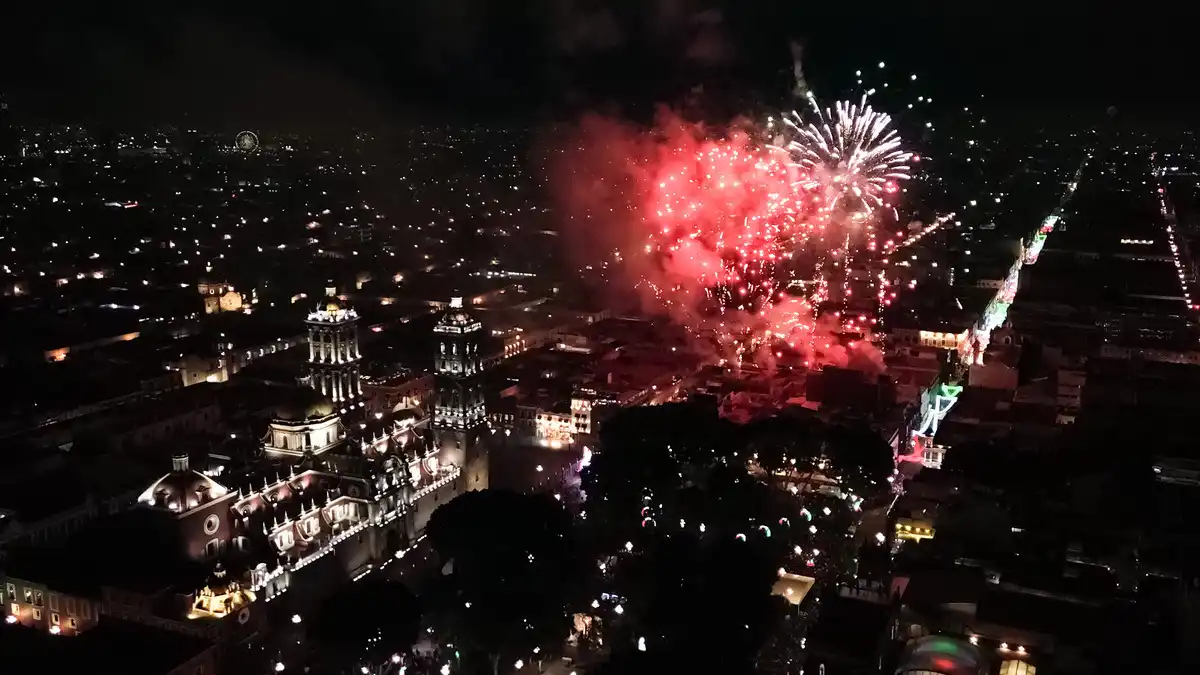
[775,94,912,211]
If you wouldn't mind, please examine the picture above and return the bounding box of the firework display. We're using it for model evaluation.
[555,64,951,371]
[630,92,918,367]
[638,129,824,363]
[777,95,911,213]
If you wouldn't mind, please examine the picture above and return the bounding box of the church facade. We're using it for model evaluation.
[133,293,490,613]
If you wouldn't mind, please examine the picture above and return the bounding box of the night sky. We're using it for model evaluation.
[0,1,1193,128]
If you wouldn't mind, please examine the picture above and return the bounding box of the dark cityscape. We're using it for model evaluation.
[0,4,1197,675]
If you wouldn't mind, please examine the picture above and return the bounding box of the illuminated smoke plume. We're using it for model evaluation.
[547,111,890,373]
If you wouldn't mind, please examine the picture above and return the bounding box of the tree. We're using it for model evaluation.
[578,405,887,671]
[583,403,735,549]
[426,490,582,675]
[742,415,820,476]
[309,579,421,674]
[822,422,894,496]
[606,532,785,671]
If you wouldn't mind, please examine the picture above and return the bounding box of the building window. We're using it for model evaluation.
[33,608,41,621]
[49,594,59,611]
[33,591,43,607]
[66,598,76,615]
[23,588,31,603]
[9,603,17,617]
[68,618,77,629]
[51,613,60,626]
[5,583,14,598]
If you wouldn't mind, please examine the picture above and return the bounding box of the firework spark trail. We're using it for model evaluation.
[876,212,957,315]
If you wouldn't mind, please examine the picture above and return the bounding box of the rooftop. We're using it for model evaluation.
[3,509,205,596]
[0,618,214,675]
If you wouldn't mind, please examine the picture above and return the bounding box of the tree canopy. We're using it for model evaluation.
[308,578,421,671]
[607,532,786,668]
[426,489,583,674]
[577,404,884,669]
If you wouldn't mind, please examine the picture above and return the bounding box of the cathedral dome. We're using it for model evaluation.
[206,562,234,596]
[274,388,337,422]
[306,284,357,323]
[436,297,479,330]
[137,453,231,513]
[440,310,474,326]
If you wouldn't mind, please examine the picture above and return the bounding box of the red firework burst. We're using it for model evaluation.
[639,129,829,360]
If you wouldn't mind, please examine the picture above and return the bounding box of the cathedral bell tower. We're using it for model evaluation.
[432,297,488,491]
[303,286,363,411]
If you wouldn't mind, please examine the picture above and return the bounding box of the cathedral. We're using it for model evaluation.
[134,292,491,608]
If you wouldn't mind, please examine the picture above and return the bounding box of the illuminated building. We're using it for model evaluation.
[303,286,363,409]
[40,330,140,363]
[168,334,306,388]
[432,297,489,490]
[570,396,594,435]
[123,399,467,605]
[534,409,574,449]
[89,300,494,619]
[2,575,99,636]
[197,281,244,315]
[772,569,816,606]
[187,563,254,621]
[892,327,969,351]
[261,389,344,459]
[894,517,936,543]
[16,298,486,635]
[361,371,434,417]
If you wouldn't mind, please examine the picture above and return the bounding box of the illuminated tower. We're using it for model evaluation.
[432,297,488,490]
[303,285,363,409]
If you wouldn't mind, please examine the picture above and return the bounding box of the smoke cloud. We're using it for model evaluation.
[544,111,886,375]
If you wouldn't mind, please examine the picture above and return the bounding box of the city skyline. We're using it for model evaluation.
[1,6,1198,675]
